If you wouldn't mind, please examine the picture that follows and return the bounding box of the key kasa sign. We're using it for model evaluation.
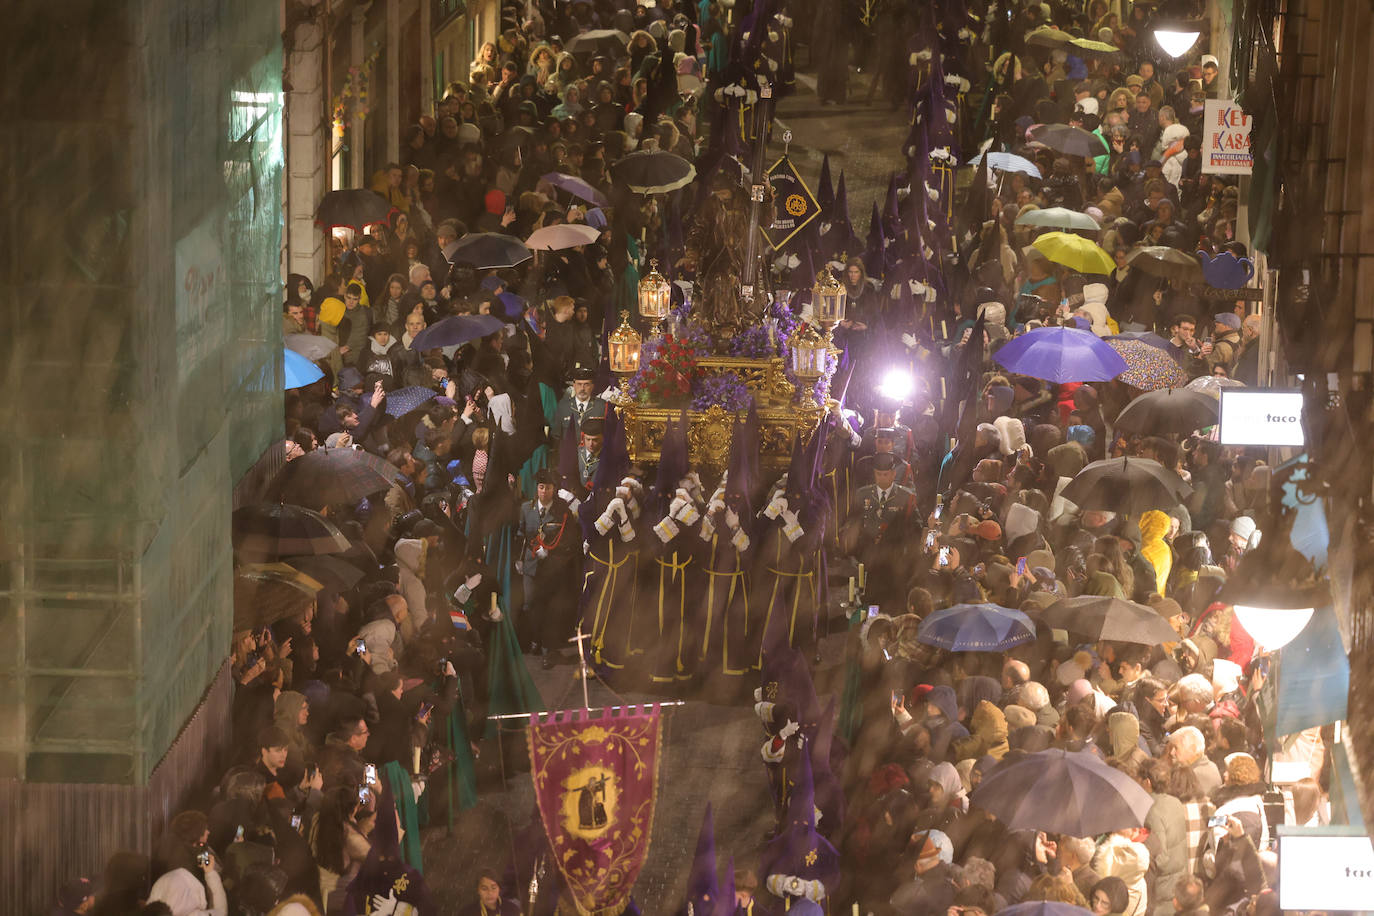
[1203,99,1253,175]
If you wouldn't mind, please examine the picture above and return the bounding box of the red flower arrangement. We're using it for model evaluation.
[638,333,699,403]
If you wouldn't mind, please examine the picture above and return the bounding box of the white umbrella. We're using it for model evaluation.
[1015,207,1100,232]
[526,223,602,251]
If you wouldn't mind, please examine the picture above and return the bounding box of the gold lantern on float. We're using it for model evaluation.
[637,258,672,337]
[812,267,847,337]
[788,322,829,409]
[607,310,643,406]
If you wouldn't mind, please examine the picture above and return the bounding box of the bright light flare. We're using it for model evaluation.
[1233,604,1315,652]
[877,368,915,403]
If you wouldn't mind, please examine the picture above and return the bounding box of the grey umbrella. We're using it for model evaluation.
[285,333,338,360]
[970,748,1155,835]
[1060,456,1193,516]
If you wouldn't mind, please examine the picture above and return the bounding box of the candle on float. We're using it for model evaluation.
[941,320,948,339]
[413,745,422,775]
[848,577,856,604]
[940,376,947,399]
[857,563,866,588]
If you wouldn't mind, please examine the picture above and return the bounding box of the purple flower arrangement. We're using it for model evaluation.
[691,371,754,412]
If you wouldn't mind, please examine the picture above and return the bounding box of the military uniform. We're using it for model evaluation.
[517,492,580,663]
[848,471,917,610]
[551,394,608,442]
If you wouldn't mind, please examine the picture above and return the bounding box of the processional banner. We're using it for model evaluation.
[527,706,663,916]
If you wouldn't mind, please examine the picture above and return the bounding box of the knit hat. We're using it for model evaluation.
[973,520,1004,541]
[1214,311,1242,330]
[485,188,507,214]
[1004,705,1035,730]
[319,297,345,326]
[1230,515,1260,548]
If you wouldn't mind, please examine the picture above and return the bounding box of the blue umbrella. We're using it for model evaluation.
[993,326,1127,383]
[540,171,610,208]
[967,151,1042,178]
[410,314,505,351]
[284,347,324,390]
[917,603,1035,652]
[496,291,528,321]
[970,748,1154,835]
[383,385,438,418]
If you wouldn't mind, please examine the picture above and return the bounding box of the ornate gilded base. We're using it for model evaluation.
[616,356,824,472]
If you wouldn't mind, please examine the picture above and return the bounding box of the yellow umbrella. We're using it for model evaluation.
[1032,232,1116,275]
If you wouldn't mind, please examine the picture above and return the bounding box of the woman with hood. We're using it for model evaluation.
[1092,828,1150,916]
[900,684,968,763]
[551,83,584,121]
[1137,510,1174,597]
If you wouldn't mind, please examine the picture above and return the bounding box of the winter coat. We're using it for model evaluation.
[951,700,1010,761]
[1145,792,1189,912]
[1093,833,1151,916]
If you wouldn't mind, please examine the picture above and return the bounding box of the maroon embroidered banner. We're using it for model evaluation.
[527,706,663,916]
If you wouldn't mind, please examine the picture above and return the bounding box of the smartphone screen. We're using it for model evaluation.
[926,530,937,549]
[933,503,943,520]
[938,546,951,567]
[1208,814,1228,828]
[1016,556,1028,576]
[417,701,434,720]
[867,605,880,619]
[364,763,377,784]
[290,815,303,831]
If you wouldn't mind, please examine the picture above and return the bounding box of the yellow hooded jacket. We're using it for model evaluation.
[1138,510,1172,596]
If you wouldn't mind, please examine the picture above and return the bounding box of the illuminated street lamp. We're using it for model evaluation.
[1219,506,1329,651]
[1150,1,1204,59]
[812,267,847,335]
[637,258,672,338]
[607,310,643,406]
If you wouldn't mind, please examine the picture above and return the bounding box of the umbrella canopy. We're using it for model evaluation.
[540,171,609,207]
[610,150,696,194]
[1025,26,1075,48]
[526,223,601,251]
[411,313,505,351]
[383,385,439,418]
[992,326,1128,383]
[917,603,1036,652]
[232,503,351,561]
[448,232,531,269]
[1042,595,1182,645]
[314,188,394,232]
[235,562,325,595]
[270,447,400,508]
[1126,245,1204,283]
[1061,456,1193,516]
[1185,374,1246,400]
[1107,330,1172,350]
[284,554,366,592]
[564,28,630,59]
[284,348,325,390]
[285,333,338,360]
[1070,37,1124,58]
[970,748,1155,835]
[233,574,318,631]
[1114,388,1218,435]
[968,151,1041,178]
[1028,123,1109,158]
[997,905,1093,916]
[1016,207,1100,232]
[1108,339,1193,390]
[1032,232,1115,275]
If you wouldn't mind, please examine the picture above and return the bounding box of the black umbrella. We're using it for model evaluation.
[447,232,531,269]
[232,503,351,561]
[284,554,366,592]
[610,150,697,194]
[564,28,630,59]
[1042,595,1182,645]
[970,748,1154,835]
[314,189,395,231]
[410,314,506,351]
[1114,388,1218,435]
[1061,456,1192,516]
[1028,123,1109,158]
[1126,245,1205,283]
[269,448,400,508]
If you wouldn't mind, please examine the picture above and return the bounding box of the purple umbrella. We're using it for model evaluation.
[541,171,609,208]
[992,326,1127,383]
[410,314,505,350]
